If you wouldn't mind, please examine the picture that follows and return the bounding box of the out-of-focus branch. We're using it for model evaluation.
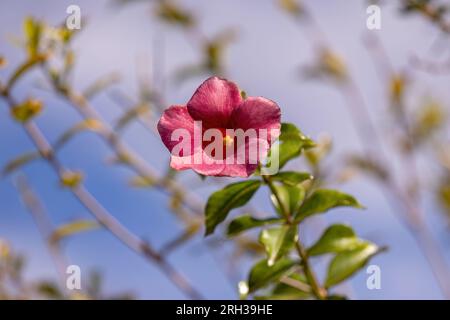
[283,1,450,298]
[42,62,205,218]
[363,33,450,298]
[0,88,203,300]
[14,175,69,288]
[401,0,450,34]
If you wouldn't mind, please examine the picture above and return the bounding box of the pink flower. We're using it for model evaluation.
[157,77,281,177]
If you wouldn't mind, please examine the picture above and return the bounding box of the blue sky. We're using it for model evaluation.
[1,0,449,299]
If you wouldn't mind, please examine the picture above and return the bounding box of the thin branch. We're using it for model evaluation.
[0,90,203,300]
[262,174,326,300]
[291,4,450,298]
[14,175,69,288]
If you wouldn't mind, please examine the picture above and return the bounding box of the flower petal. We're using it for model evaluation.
[218,164,257,178]
[170,151,225,176]
[157,105,195,156]
[187,77,242,128]
[231,97,281,133]
[219,136,268,178]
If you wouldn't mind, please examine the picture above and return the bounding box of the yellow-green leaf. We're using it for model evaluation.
[271,171,313,187]
[50,219,99,244]
[60,171,83,188]
[308,224,364,256]
[270,184,305,217]
[325,242,385,288]
[24,17,43,57]
[248,258,296,293]
[259,226,297,266]
[11,99,43,123]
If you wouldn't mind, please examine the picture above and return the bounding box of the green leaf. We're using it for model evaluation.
[248,258,296,293]
[205,180,261,236]
[50,219,100,244]
[259,226,297,266]
[2,152,40,176]
[271,171,313,186]
[255,273,311,300]
[270,184,305,217]
[325,242,384,288]
[227,215,282,237]
[24,17,42,57]
[296,189,364,221]
[271,123,315,169]
[308,224,364,256]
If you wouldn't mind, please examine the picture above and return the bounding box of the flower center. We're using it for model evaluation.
[223,134,234,146]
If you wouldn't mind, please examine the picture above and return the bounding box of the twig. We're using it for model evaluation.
[290,4,450,298]
[0,90,203,300]
[14,175,71,294]
[262,174,327,300]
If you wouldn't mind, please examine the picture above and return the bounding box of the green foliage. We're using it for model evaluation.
[248,258,296,293]
[308,224,364,256]
[205,180,261,235]
[295,189,363,221]
[270,183,305,217]
[273,123,315,169]
[1,11,392,301]
[271,171,313,186]
[255,286,309,300]
[255,273,310,300]
[259,226,296,266]
[227,215,282,237]
[325,243,384,288]
[201,119,381,299]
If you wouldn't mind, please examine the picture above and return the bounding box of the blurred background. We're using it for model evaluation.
[1,0,450,299]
